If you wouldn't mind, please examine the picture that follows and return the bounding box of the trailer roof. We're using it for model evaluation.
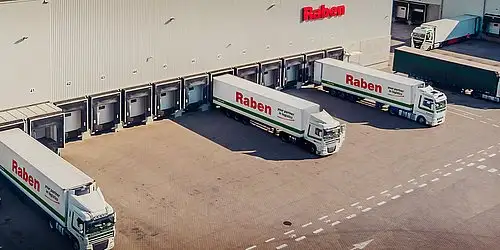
[316,58,424,87]
[423,14,478,26]
[214,74,320,109]
[396,46,500,72]
[0,129,93,189]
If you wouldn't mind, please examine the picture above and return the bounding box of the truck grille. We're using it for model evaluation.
[92,240,109,250]
[89,230,114,244]
[327,146,336,153]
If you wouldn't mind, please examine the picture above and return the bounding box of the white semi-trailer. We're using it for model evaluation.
[212,74,346,156]
[313,58,447,126]
[0,128,116,250]
[410,15,481,51]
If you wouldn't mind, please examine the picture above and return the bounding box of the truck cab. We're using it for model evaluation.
[413,85,447,126]
[411,26,435,50]
[304,110,346,156]
[66,184,116,250]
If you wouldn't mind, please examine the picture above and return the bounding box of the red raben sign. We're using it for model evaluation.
[345,74,383,94]
[302,4,346,21]
[235,92,272,116]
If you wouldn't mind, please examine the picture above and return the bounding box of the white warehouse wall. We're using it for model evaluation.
[0,0,392,110]
[441,0,485,18]
[485,0,500,15]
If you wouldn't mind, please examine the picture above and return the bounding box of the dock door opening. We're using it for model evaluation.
[283,56,305,89]
[154,80,181,120]
[90,91,121,135]
[183,75,209,112]
[236,64,259,84]
[260,60,282,90]
[304,52,325,85]
[55,97,88,142]
[122,85,152,127]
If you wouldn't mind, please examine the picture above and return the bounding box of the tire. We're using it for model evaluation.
[224,109,232,118]
[72,239,80,250]
[49,219,55,231]
[388,107,397,116]
[241,117,250,125]
[280,132,289,143]
[309,144,317,155]
[329,89,338,97]
[338,92,346,99]
[417,116,426,125]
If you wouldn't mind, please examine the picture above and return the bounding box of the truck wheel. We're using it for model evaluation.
[309,144,317,154]
[72,239,80,250]
[49,219,55,231]
[242,117,250,125]
[388,107,397,115]
[417,116,426,125]
[224,109,232,118]
[280,132,290,143]
[329,89,338,97]
[338,92,346,99]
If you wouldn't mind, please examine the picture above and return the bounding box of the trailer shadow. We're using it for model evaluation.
[172,110,319,161]
[283,87,427,130]
[439,89,500,110]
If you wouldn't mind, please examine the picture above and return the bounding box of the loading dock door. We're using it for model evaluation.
[236,64,259,84]
[183,75,209,112]
[261,60,282,89]
[97,103,114,125]
[128,96,145,117]
[409,3,426,25]
[55,97,88,141]
[305,52,325,84]
[65,110,82,133]
[154,80,181,119]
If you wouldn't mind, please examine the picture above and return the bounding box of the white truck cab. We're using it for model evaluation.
[304,110,346,155]
[411,85,447,126]
[411,26,435,50]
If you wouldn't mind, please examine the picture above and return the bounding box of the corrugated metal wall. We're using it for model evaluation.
[485,0,500,15]
[1,0,392,110]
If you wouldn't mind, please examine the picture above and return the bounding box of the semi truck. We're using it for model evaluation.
[393,46,500,103]
[313,58,447,126]
[410,14,481,51]
[212,74,346,156]
[0,128,116,250]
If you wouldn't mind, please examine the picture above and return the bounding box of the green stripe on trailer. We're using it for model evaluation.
[322,80,414,109]
[0,164,66,222]
[213,97,304,135]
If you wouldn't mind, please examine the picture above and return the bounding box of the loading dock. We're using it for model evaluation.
[27,103,65,154]
[54,97,88,142]
[153,79,182,120]
[183,74,209,112]
[209,69,235,103]
[122,85,153,128]
[236,64,260,84]
[283,55,305,89]
[304,51,326,84]
[0,110,26,132]
[260,60,283,90]
[89,91,121,135]
[325,47,345,60]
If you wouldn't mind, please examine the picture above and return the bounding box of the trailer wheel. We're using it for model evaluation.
[329,89,338,97]
[279,132,290,143]
[49,219,55,231]
[72,238,80,250]
[242,117,250,125]
[417,116,426,125]
[388,107,397,115]
[338,92,346,99]
[224,109,232,118]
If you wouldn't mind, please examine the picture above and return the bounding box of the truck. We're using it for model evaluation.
[212,74,346,156]
[411,14,481,51]
[313,58,447,126]
[0,128,116,250]
[393,46,500,103]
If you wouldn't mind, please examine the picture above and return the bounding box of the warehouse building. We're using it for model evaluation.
[0,0,392,149]
[393,0,500,37]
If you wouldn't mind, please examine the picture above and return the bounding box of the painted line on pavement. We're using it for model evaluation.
[313,228,324,234]
[265,238,275,243]
[301,222,312,228]
[276,244,288,249]
[366,196,375,200]
[295,236,306,242]
[335,208,345,214]
[405,189,414,194]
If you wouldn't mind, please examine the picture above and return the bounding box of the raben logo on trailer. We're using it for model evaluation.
[302,4,346,22]
[235,92,272,116]
[12,159,40,192]
[345,74,383,94]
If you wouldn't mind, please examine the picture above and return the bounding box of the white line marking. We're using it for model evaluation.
[487,118,494,121]
[478,150,485,154]
[335,208,345,214]
[346,214,357,219]
[478,158,486,162]
[467,163,476,167]
[433,168,441,172]
[318,216,328,221]
[362,207,372,212]
[377,201,387,206]
[265,238,275,243]
[493,124,500,128]
[351,202,360,207]
[276,244,288,249]
[467,154,474,158]
[489,154,496,158]
[393,184,402,189]
[380,190,389,194]
[477,165,487,170]
[455,168,464,172]
[407,179,415,183]
[419,183,428,188]
[405,189,414,194]
[295,236,306,242]
[302,222,312,228]
[325,220,331,223]
[366,196,375,200]
[313,228,324,234]
[431,178,440,182]
[444,163,452,167]
[488,146,495,149]
[488,168,498,173]
[331,221,341,226]
[448,107,483,117]
[246,246,257,250]
[420,173,428,177]
[456,159,463,163]
[443,172,452,176]
[284,230,295,235]
[480,120,488,124]
[391,195,401,200]
[448,111,475,120]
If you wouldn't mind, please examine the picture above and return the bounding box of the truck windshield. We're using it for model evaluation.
[323,128,340,140]
[85,213,115,235]
[435,100,447,111]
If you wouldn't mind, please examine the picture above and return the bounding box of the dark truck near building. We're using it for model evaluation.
[393,46,500,103]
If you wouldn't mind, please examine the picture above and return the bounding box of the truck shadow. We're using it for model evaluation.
[172,111,320,161]
[439,40,500,62]
[283,87,427,130]
[439,89,500,110]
